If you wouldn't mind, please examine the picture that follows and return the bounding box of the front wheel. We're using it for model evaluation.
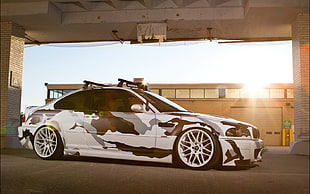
[174,128,221,170]
[33,126,64,160]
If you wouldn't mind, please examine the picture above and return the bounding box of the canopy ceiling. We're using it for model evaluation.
[1,0,309,44]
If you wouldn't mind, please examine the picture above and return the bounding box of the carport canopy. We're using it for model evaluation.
[1,0,309,44]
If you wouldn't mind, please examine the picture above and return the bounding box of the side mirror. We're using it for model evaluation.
[131,104,146,113]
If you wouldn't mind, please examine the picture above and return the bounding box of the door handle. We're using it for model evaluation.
[158,122,175,127]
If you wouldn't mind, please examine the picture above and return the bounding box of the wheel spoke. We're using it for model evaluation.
[201,152,210,157]
[47,128,52,138]
[188,153,195,164]
[38,130,46,139]
[42,146,47,155]
[181,147,191,154]
[198,131,203,143]
[50,139,57,144]
[189,131,197,142]
[181,139,191,144]
[183,152,192,157]
[44,128,48,138]
[202,145,212,152]
[48,146,54,154]
[40,145,45,153]
[186,133,193,143]
[36,141,45,146]
[180,141,191,149]
[195,153,202,165]
[197,131,203,142]
[202,139,211,144]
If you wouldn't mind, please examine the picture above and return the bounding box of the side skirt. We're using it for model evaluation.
[64,148,173,164]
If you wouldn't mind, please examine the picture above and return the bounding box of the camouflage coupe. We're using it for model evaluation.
[18,79,263,170]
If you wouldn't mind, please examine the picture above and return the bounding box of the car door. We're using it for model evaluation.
[84,89,157,154]
[53,90,92,149]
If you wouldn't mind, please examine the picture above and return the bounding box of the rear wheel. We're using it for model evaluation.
[174,128,220,170]
[33,126,63,160]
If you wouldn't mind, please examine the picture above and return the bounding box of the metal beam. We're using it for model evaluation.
[63,7,244,24]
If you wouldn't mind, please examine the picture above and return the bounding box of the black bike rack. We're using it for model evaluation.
[83,80,110,89]
[83,79,149,91]
[117,78,149,91]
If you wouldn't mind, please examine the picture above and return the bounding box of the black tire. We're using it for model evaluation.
[173,128,221,170]
[33,126,64,160]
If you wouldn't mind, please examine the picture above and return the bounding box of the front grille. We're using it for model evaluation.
[252,127,260,139]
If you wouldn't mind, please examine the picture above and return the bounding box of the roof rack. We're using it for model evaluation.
[83,80,110,89]
[117,78,149,91]
[83,79,149,91]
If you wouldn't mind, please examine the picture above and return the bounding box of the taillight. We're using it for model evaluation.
[22,115,26,123]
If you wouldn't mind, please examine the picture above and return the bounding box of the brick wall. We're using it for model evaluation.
[292,13,310,142]
[0,22,25,139]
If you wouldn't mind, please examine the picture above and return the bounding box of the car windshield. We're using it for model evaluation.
[135,90,188,112]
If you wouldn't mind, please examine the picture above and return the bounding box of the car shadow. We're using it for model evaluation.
[61,155,175,169]
[216,164,259,171]
[60,155,257,171]
[2,149,259,171]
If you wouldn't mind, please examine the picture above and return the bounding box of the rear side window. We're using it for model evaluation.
[54,90,92,111]
[92,89,142,112]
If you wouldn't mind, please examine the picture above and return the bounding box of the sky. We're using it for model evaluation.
[21,40,293,111]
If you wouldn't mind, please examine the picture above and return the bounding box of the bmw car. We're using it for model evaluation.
[18,79,263,170]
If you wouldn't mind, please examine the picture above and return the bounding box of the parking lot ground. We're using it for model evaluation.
[1,147,309,194]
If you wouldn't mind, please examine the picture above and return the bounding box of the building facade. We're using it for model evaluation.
[0,22,25,148]
[45,82,294,146]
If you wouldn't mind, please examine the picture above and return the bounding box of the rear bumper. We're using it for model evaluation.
[18,125,35,149]
[219,138,264,167]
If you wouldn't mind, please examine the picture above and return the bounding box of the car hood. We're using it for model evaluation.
[167,111,244,124]
[166,111,256,135]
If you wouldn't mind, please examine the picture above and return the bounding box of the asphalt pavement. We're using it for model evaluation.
[1,146,309,194]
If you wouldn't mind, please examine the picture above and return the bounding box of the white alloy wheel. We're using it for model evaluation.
[175,128,218,169]
[33,126,63,159]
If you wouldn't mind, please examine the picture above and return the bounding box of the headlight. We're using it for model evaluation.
[251,127,260,138]
[222,121,251,137]
[225,126,251,137]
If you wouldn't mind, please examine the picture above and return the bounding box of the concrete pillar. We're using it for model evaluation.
[0,21,25,148]
[290,13,310,155]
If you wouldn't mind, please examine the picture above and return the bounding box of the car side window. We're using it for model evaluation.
[54,90,92,111]
[92,89,143,112]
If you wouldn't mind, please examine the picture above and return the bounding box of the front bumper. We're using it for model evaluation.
[219,138,264,167]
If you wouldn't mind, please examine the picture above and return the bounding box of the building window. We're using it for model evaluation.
[176,89,190,98]
[256,89,269,98]
[218,88,225,98]
[225,89,240,98]
[48,89,75,99]
[270,89,284,98]
[240,88,269,98]
[287,89,294,98]
[190,89,204,98]
[153,86,292,100]
[49,90,63,98]
[162,89,176,98]
[205,89,219,98]
[151,89,160,95]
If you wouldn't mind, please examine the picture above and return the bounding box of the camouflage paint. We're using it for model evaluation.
[18,88,263,167]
